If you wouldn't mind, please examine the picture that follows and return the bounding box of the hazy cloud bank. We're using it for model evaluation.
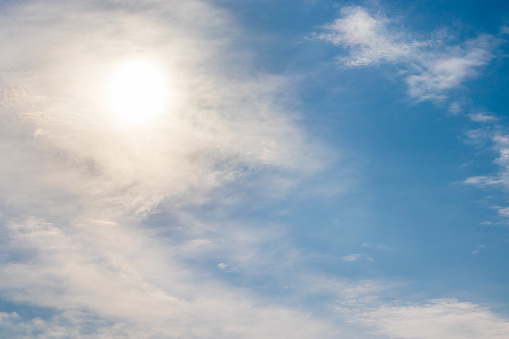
[0,0,337,337]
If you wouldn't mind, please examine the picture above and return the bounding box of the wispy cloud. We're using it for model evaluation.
[327,280,509,339]
[465,133,509,194]
[406,35,498,102]
[464,175,502,187]
[315,6,503,102]
[315,6,420,67]
[0,0,338,337]
[2,1,508,337]
[341,254,373,262]
[469,112,499,123]
[308,278,509,339]
[0,0,329,214]
[354,299,509,339]
[0,217,339,338]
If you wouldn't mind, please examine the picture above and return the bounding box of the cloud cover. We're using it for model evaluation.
[0,0,340,337]
[1,1,509,338]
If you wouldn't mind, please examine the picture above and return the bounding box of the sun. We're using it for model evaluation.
[109,60,168,125]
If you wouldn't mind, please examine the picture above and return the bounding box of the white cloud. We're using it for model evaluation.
[316,6,419,67]
[341,254,373,262]
[406,35,498,102]
[362,243,391,251]
[0,0,339,337]
[308,277,509,339]
[0,218,339,338]
[0,0,330,218]
[482,136,509,192]
[462,131,509,221]
[498,207,509,217]
[294,276,509,339]
[449,102,463,114]
[463,133,509,195]
[1,1,506,338]
[354,299,509,339]
[316,7,502,102]
[469,112,499,123]
[0,311,155,339]
[464,175,502,187]
[321,279,509,339]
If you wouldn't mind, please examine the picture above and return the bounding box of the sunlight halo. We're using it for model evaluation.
[109,60,168,125]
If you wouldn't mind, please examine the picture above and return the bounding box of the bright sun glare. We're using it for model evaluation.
[109,61,168,124]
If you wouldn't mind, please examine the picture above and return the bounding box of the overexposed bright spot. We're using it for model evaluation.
[109,61,168,124]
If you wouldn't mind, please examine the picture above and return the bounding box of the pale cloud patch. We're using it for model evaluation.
[497,207,509,217]
[325,280,509,339]
[460,128,509,223]
[217,262,238,272]
[354,299,509,339]
[471,244,486,254]
[464,175,502,187]
[293,276,509,339]
[0,218,339,338]
[406,35,498,102]
[362,242,391,251]
[489,137,509,190]
[316,7,502,102]
[468,112,499,123]
[0,311,154,339]
[449,101,463,114]
[341,254,373,262]
[464,133,509,193]
[315,6,419,67]
[465,128,492,141]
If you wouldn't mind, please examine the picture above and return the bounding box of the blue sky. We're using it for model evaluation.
[1,0,509,338]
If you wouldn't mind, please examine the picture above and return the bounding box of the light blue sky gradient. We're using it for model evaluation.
[1,0,509,338]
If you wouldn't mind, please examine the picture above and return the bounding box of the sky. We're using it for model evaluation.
[1,0,509,338]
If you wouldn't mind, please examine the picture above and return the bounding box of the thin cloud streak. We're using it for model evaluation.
[0,218,339,338]
[465,133,509,192]
[354,299,509,339]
